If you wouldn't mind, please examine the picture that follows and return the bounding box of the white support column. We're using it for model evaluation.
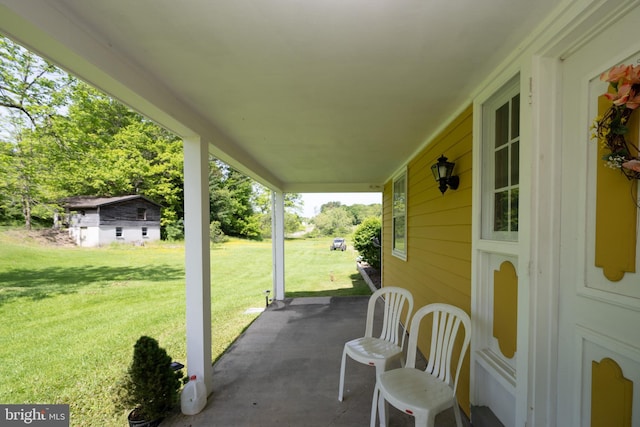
[526,55,561,427]
[271,190,285,300]
[183,136,213,393]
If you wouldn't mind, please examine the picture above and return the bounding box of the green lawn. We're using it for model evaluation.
[0,230,370,426]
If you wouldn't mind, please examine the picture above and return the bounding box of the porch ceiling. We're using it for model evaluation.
[0,0,557,192]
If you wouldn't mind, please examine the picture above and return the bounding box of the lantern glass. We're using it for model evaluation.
[431,155,458,194]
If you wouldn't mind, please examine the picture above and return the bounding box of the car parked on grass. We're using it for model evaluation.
[330,238,347,251]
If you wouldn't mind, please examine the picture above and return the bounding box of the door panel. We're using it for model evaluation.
[559,5,640,426]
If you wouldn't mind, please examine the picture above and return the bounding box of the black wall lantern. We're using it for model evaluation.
[431,155,459,194]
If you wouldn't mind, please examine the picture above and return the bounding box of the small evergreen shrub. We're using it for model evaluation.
[353,217,381,269]
[115,336,183,422]
[209,220,228,243]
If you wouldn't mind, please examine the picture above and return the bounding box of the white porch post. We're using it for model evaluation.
[526,55,561,427]
[271,190,285,300]
[183,136,213,393]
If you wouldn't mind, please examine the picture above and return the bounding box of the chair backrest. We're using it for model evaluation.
[364,287,414,349]
[405,303,471,393]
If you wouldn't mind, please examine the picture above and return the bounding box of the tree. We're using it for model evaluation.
[312,206,354,237]
[209,159,262,239]
[285,193,303,213]
[209,164,304,239]
[1,36,186,232]
[50,81,185,235]
[3,131,58,228]
[2,35,298,239]
[252,187,303,237]
[0,139,22,222]
[0,36,71,228]
[320,201,344,213]
[253,187,302,214]
[345,203,381,225]
[0,37,69,128]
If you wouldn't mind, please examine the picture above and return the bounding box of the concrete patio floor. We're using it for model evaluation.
[162,296,471,427]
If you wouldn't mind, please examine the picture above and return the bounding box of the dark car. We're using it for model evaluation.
[330,238,347,251]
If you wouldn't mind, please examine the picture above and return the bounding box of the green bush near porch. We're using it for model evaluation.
[0,231,370,427]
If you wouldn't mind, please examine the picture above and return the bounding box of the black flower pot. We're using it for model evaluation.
[128,410,161,427]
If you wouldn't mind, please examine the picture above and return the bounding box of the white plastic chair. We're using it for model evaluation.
[338,286,414,402]
[370,303,471,427]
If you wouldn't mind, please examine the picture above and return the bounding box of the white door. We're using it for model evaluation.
[558,4,640,426]
[79,226,88,247]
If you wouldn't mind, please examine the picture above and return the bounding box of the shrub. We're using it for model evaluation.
[352,217,381,269]
[209,220,228,243]
[115,336,183,423]
[162,219,184,241]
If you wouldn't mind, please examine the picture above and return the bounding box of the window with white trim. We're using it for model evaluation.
[392,169,407,260]
[482,76,520,241]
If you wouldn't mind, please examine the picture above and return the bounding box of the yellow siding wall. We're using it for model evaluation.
[383,104,473,413]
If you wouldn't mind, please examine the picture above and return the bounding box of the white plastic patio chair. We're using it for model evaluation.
[338,286,414,402]
[370,303,471,427]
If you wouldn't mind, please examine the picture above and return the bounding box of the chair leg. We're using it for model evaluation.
[373,363,391,427]
[338,347,347,401]
[377,386,388,427]
[370,384,379,427]
[452,397,463,427]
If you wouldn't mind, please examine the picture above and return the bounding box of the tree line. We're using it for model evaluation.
[0,35,381,241]
[309,201,381,238]
[0,35,184,234]
[0,35,293,240]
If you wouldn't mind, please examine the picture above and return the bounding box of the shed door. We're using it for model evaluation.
[79,227,88,247]
[558,5,640,425]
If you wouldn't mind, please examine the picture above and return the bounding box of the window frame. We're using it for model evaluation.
[481,76,520,242]
[115,226,123,238]
[391,167,408,261]
[137,208,147,220]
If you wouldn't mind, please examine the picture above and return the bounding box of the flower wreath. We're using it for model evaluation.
[591,64,640,179]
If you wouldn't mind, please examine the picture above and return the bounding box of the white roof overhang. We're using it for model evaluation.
[0,0,559,192]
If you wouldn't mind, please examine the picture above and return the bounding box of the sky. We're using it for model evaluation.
[299,192,382,218]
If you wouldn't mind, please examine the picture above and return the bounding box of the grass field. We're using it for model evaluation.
[0,230,370,426]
